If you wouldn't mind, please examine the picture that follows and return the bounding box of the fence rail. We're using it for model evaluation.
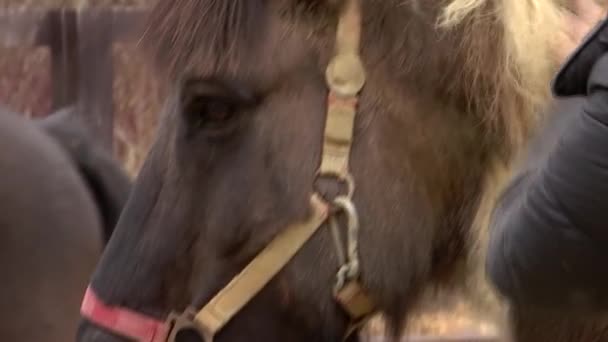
[0,7,146,150]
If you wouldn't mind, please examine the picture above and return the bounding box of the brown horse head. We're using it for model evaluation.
[77,0,563,341]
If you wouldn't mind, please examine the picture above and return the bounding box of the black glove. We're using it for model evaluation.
[552,17,608,97]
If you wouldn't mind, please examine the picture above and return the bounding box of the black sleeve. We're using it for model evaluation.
[487,55,608,312]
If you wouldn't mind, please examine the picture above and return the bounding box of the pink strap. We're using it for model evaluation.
[80,286,169,342]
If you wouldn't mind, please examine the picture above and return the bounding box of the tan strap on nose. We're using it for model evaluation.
[193,195,328,339]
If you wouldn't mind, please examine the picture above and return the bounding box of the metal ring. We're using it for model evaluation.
[314,171,355,200]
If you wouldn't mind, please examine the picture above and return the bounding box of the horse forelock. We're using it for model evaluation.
[141,0,267,80]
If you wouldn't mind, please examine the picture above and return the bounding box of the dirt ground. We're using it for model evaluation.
[0,0,496,338]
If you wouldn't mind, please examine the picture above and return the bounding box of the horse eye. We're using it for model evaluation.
[184,96,238,131]
[179,78,255,139]
[191,98,235,122]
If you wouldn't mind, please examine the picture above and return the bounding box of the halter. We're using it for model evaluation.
[80,1,376,340]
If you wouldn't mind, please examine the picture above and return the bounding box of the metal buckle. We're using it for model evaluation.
[334,280,375,320]
[331,196,360,294]
[165,309,214,342]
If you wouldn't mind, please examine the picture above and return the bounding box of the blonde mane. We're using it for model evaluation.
[441,0,564,151]
[434,0,567,329]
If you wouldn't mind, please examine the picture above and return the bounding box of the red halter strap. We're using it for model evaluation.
[80,286,169,342]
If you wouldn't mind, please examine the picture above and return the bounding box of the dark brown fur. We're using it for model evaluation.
[76,1,598,341]
[0,107,131,341]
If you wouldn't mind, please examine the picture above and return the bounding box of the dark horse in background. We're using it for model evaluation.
[0,106,131,341]
[76,0,607,342]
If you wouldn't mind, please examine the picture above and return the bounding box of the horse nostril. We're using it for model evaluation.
[76,320,129,342]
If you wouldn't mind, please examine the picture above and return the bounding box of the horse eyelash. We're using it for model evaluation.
[180,77,256,109]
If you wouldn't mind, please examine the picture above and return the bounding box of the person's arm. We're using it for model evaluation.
[487,55,608,312]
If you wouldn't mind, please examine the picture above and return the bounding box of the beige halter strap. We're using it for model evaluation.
[185,195,329,340]
[166,1,376,340]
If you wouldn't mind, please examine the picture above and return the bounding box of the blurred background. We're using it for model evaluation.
[0,0,157,178]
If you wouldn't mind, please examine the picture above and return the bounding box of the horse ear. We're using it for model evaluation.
[36,107,132,244]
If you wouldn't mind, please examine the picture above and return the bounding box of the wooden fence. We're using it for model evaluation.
[0,7,146,151]
[0,6,501,342]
